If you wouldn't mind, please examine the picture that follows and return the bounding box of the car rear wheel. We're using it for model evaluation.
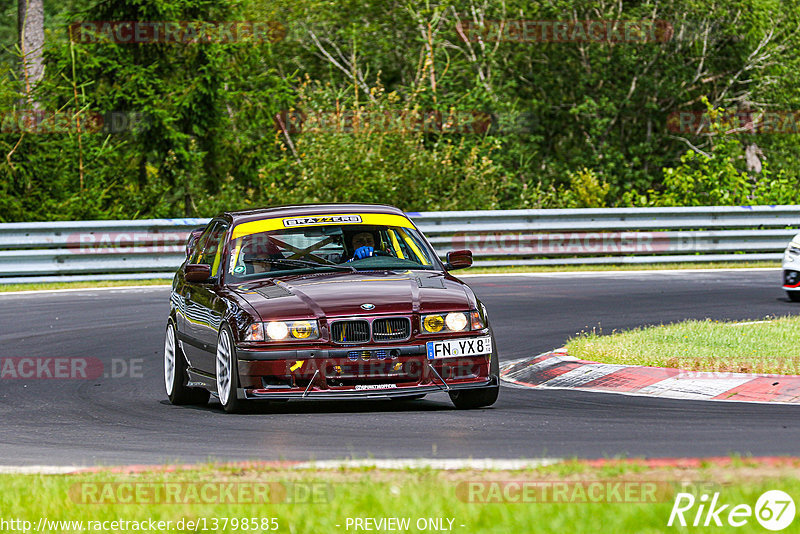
[216,326,246,413]
[164,321,209,406]
[787,291,800,302]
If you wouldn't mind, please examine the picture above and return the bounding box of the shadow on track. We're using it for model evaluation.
[157,397,471,415]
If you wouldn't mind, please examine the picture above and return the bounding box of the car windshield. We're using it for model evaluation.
[225,221,438,282]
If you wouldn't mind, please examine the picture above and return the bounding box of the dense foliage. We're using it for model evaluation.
[1,0,799,221]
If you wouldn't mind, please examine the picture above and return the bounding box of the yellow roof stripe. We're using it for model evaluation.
[388,229,405,259]
[232,213,414,239]
[398,228,430,265]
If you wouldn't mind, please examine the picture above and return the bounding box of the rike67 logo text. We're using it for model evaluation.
[669,490,795,531]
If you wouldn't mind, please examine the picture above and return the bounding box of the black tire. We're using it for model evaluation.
[449,332,500,409]
[164,321,210,406]
[216,325,247,414]
[788,291,800,302]
[449,385,499,409]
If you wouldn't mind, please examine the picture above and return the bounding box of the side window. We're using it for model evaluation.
[189,224,213,264]
[193,222,229,276]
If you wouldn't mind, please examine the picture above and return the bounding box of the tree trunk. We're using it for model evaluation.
[18,0,44,108]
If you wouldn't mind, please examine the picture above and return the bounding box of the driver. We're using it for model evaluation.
[341,229,394,262]
[350,231,376,260]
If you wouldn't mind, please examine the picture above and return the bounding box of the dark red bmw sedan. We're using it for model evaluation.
[165,203,499,413]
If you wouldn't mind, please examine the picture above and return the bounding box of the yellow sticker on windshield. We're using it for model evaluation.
[232,213,415,239]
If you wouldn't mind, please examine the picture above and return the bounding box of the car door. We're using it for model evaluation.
[174,227,207,336]
[182,221,229,374]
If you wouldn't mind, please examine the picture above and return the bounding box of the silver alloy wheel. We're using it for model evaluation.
[164,324,176,396]
[216,330,232,405]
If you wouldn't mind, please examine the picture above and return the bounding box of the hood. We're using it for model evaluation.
[232,271,474,321]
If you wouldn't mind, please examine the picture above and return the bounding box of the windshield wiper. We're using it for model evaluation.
[256,258,356,272]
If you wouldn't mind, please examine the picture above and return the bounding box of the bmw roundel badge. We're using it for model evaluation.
[360,303,375,310]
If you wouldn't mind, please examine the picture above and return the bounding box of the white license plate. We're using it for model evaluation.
[426,336,492,359]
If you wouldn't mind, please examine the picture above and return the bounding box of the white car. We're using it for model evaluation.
[783,233,800,301]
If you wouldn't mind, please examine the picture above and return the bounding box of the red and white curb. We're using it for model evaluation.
[501,349,800,404]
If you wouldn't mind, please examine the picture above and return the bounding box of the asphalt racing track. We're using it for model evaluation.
[2,269,800,467]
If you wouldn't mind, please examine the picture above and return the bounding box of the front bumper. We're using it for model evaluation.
[783,269,800,289]
[234,341,496,400]
[242,378,497,400]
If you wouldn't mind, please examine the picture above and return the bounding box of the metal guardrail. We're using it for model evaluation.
[0,206,797,283]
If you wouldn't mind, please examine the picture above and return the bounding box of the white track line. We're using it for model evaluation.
[0,459,563,474]
[0,465,84,474]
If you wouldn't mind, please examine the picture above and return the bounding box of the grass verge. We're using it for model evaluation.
[0,279,170,293]
[1,459,798,533]
[566,316,800,375]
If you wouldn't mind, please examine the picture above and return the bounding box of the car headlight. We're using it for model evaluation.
[445,312,468,331]
[421,311,485,333]
[785,244,800,263]
[266,321,289,340]
[245,320,320,341]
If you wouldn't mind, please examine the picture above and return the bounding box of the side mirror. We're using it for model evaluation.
[185,264,212,282]
[445,249,473,270]
[185,227,205,258]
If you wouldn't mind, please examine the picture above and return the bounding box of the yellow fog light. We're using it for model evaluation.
[291,321,314,339]
[445,312,468,332]
[423,314,444,333]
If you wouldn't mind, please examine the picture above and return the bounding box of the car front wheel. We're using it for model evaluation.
[216,326,246,413]
[449,346,499,409]
[449,385,499,409]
